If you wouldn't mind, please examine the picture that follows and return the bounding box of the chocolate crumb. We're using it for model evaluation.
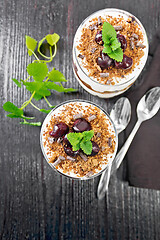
[53,157,62,167]
[91,47,97,53]
[131,16,136,22]
[114,25,123,31]
[100,73,109,78]
[96,132,101,138]
[80,152,88,161]
[98,16,102,25]
[73,113,83,120]
[136,42,145,48]
[89,24,97,31]
[57,137,63,144]
[108,137,112,147]
[130,39,134,50]
[88,114,97,121]
[67,156,76,161]
[59,156,65,161]
[78,54,85,59]
[132,33,139,40]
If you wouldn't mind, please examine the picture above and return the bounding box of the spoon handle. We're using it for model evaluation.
[97,163,112,199]
[97,119,142,199]
[112,119,142,172]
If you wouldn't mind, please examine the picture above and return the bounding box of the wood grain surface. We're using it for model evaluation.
[0,0,160,239]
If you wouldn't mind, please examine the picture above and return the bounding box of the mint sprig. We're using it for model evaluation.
[102,22,123,62]
[3,34,77,126]
[67,130,94,155]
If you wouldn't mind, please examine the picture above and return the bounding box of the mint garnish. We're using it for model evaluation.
[46,33,60,46]
[67,130,94,155]
[102,22,123,62]
[25,36,37,56]
[3,34,77,126]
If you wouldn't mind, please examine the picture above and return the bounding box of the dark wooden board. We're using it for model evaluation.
[0,0,160,239]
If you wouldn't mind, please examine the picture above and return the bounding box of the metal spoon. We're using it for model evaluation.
[97,97,131,199]
[112,87,160,174]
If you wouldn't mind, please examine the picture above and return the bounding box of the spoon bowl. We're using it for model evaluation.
[137,87,160,121]
[110,97,131,134]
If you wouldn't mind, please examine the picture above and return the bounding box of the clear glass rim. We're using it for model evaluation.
[40,99,118,180]
[73,8,149,88]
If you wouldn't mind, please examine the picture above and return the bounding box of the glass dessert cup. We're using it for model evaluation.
[40,99,118,180]
[72,8,149,98]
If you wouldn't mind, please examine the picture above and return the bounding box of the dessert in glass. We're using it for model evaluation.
[72,8,148,98]
[40,100,118,180]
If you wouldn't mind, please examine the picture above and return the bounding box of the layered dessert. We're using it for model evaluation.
[40,100,118,179]
[72,9,148,98]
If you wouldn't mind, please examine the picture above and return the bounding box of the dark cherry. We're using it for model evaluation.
[115,54,133,69]
[64,145,80,157]
[96,51,114,70]
[95,30,103,44]
[89,141,100,156]
[49,122,69,138]
[63,133,71,147]
[117,34,127,51]
[73,118,91,133]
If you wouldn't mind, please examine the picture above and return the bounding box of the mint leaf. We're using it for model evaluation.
[12,78,21,88]
[102,44,112,54]
[80,140,92,155]
[6,113,22,118]
[48,69,67,82]
[67,132,83,146]
[6,113,35,120]
[20,121,41,126]
[72,143,80,151]
[23,81,42,92]
[67,130,94,155]
[45,82,65,92]
[110,38,121,51]
[27,62,48,82]
[3,102,23,116]
[108,47,123,62]
[82,130,94,141]
[23,82,51,97]
[33,93,43,101]
[25,36,37,56]
[102,22,123,62]
[40,109,51,113]
[22,81,49,98]
[37,86,51,97]
[102,22,116,42]
[46,33,60,46]
[46,79,77,93]
[63,88,78,93]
